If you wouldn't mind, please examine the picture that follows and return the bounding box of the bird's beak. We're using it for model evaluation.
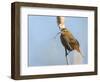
[57,32,61,35]
[54,32,61,39]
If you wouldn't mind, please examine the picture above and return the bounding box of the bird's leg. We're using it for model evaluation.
[65,49,69,65]
[65,49,68,56]
[67,50,71,55]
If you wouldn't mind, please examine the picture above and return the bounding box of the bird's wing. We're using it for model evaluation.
[66,32,80,47]
[60,35,73,51]
[69,38,79,47]
[75,39,80,46]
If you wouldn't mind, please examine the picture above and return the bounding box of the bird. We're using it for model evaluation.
[60,27,83,64]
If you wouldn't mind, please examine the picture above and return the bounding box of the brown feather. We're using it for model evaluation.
[60,28,81,53]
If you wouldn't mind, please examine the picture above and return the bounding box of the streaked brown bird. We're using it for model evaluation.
[60,28,81,53]
[57,16,82,64]
[60,28,82,64]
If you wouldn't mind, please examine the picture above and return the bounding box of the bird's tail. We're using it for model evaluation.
[79,51,84,58]
[75,47,84,57]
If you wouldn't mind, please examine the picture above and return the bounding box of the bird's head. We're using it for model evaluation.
[61,28,68,35]
[54,28,68,38]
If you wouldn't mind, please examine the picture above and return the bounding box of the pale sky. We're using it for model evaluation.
[28,15,88,66]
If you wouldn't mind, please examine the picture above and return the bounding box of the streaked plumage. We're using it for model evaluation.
[60,28,82,64]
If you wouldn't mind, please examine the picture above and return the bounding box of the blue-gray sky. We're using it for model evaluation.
[28,15,88,66]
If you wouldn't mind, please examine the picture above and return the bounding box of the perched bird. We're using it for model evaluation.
[57,16,83,64]
[60,27,82,64]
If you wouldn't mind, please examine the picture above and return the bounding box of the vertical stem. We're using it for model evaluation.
[65,49,69,65]
[65,55,69,65]
[57,16,65,29]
